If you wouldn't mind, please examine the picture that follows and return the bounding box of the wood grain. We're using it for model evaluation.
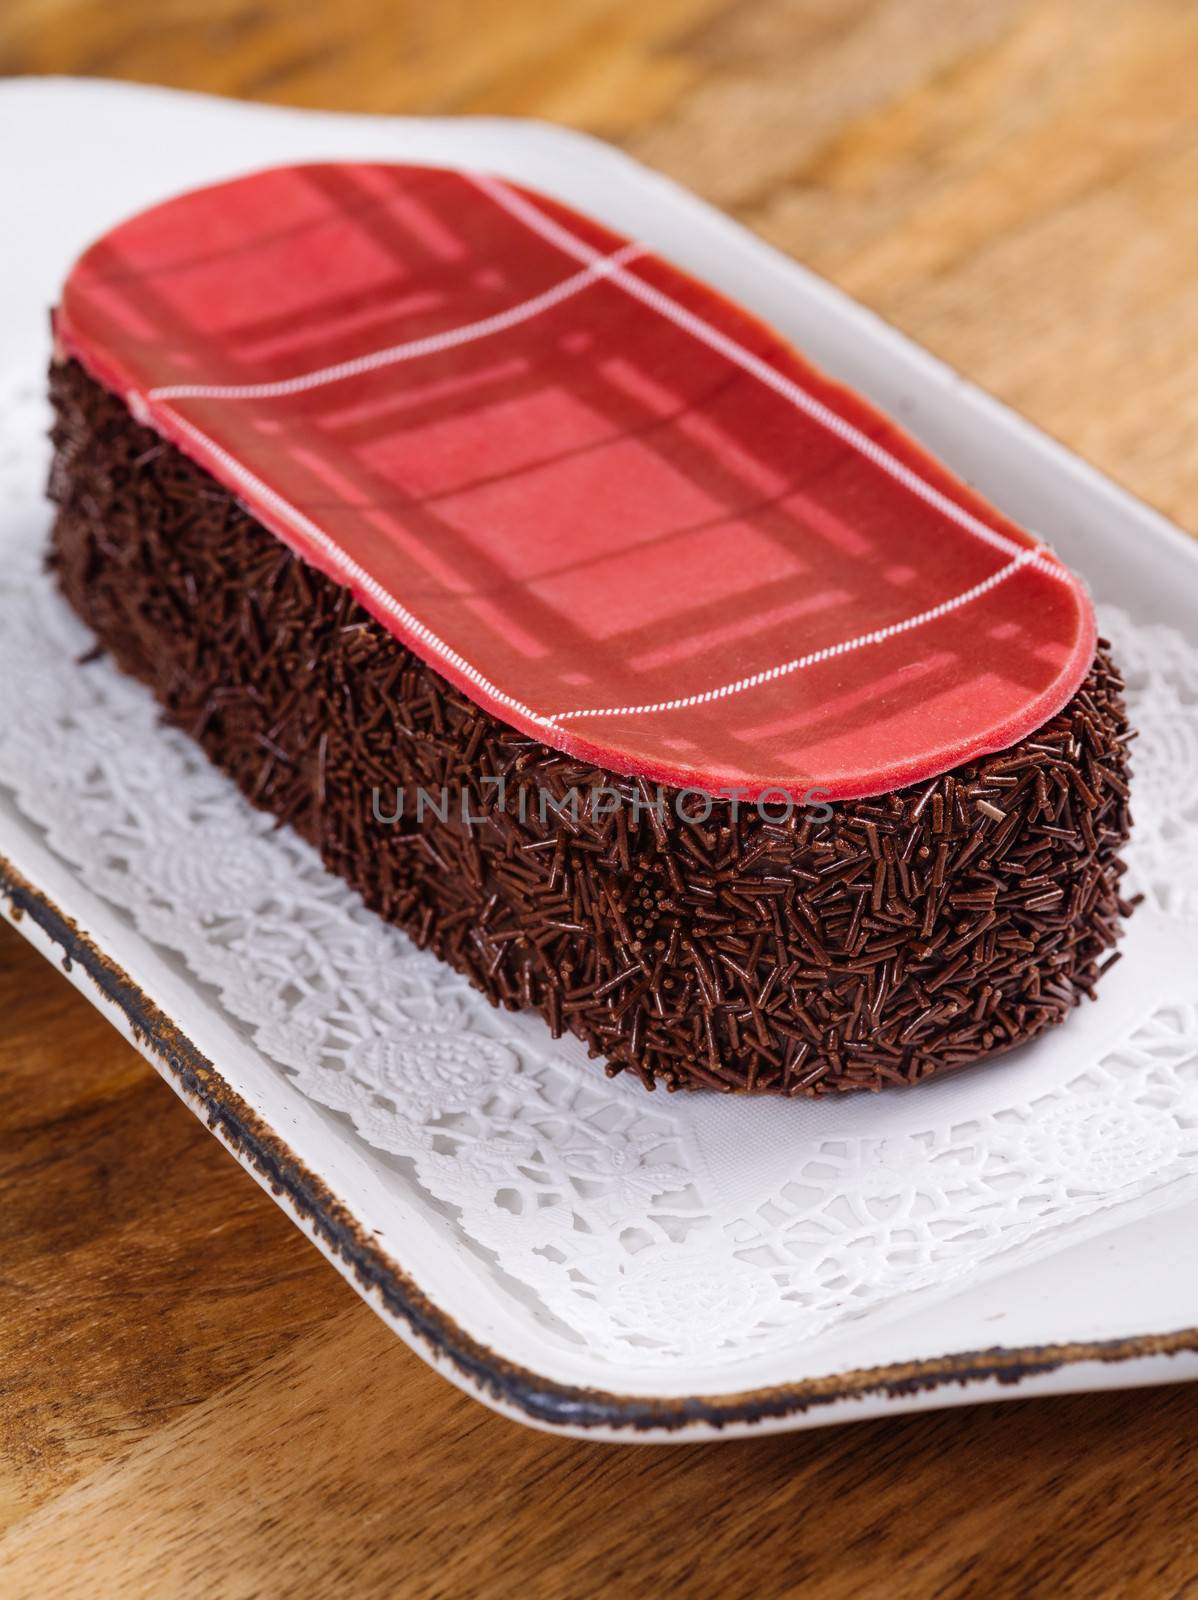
[3,2,1198,1594]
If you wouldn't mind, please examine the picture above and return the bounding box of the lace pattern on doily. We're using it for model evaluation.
[2,367,1197,1370]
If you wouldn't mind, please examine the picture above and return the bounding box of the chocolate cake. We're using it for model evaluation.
[46,162,1133,1095]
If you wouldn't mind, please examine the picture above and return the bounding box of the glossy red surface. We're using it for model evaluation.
[58,162,1094,799]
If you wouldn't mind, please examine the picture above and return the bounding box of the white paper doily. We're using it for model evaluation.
[3,359,1198,1372]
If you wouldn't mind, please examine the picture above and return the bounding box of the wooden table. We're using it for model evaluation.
[3,2,1198,1594]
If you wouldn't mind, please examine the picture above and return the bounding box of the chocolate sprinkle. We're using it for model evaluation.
[46,359,1135,1096]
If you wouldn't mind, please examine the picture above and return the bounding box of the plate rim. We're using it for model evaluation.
[6,848,1198,1437]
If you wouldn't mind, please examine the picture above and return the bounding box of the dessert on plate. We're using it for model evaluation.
[47,161,1133,1094]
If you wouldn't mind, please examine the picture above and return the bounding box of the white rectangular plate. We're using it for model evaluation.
[3,78,1198,1441]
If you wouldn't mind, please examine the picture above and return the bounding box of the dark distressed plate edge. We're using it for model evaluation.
[4,847,1198,1438]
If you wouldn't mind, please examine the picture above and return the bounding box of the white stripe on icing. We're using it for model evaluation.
[470,173,1072,586]
[146,242,645,402]
[155,404,554,729]
[548,547,1051,724]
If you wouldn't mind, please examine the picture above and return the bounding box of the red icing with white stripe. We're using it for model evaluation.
[57,162,1095,800]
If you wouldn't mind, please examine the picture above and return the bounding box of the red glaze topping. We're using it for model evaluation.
[58,162,1094,800]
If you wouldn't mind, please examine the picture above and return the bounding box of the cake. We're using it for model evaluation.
[46,162,1133,1094]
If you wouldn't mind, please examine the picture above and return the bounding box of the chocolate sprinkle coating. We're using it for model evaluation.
[47,359,1135,1096]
